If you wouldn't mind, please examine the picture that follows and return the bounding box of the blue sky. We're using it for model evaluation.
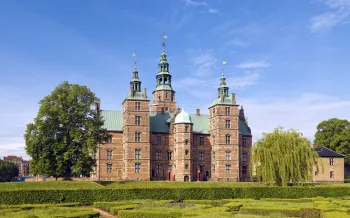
[1,0,350,159]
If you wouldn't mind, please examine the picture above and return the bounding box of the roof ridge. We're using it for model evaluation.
[319,146,345,156]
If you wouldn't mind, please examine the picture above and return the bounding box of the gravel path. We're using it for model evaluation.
[88,206,118,218]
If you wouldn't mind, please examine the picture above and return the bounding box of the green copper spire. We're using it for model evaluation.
[158,49,169,74]
[218,60,229,97]
[155,35,174,91]
[130,52,141,92]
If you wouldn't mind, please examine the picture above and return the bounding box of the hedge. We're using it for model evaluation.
[118,210,182,218]
[1,186,350,205]
[110,204,139,215]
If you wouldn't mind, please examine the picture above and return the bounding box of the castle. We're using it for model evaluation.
[92,48,252,182]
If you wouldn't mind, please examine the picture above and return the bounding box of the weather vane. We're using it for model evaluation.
[162,33,167,50]
[132,50,137,67]
[221,59,227,75]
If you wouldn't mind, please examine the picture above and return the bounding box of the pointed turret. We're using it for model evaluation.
[211,60,235,106]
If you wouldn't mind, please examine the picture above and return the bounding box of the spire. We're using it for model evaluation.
[130,51,141,92]
[217,59,229,97]
[154,34,173,91]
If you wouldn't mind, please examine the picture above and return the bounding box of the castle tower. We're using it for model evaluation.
[173,108,193,181]
[151,37,177,113]
[122,57,151,181]
[209,61,240,182]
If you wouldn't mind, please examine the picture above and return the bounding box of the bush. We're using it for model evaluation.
[0,207,99,218]
[223,202,243,211]
[110,204,139,215]
[118,210,182,218]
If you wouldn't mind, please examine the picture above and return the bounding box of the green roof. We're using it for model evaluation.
[101,110,251,136]
[211,96,236,106]
[155,84,173,91]
[124,91,149,101]
[174,110,192,124]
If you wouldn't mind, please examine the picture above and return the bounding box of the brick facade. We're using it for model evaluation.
[3,156,30,177]
[92,49,252,182]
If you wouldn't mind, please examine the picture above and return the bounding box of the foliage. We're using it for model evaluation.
[24,81,108,178]
[0,205,99,218]
[110,204,139,215]
[314,118,350,164]
[0,160,19,182]
[251,127,321,186]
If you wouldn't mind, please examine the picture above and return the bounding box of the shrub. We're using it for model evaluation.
[0,207,99,218]
[223,202,243,211]
[118,210,182,218]
[110,204,139,215]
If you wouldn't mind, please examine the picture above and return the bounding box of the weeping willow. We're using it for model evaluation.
[250,127,322,186]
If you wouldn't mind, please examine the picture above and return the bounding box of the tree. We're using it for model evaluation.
[0,160,19,182]
[314,118,350,164]
[251,127,321,186]
[24,81,108,179]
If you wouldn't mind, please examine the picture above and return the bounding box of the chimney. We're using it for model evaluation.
[231,93,236,104]
[196,109,200,116]
[144,88,147,98]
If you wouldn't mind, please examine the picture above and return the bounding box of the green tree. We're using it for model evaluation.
[251,127,321,186]
[314,118,350,164]
[0,160,19,182]
[24,81,108,179]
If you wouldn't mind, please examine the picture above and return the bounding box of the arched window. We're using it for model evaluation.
[135,132,141,142]
[185,139,189,145]
[226,135,231,144]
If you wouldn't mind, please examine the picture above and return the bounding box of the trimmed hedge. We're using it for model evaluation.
[239,206,302,217]
[1,186,350,205]
[119,210,182,218]
[110,204,139,215]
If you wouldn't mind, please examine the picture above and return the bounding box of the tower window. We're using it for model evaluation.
[242,152,247,162]
[107,164,112,173]
[135,163,140,173]
[226,135,231,144]
[107,150,112,160]
[330,158,334,166]
[185,150,189,155]
[165,92,168,99]
[106,136,112,143]
[330,171,334,178]
[226,107,230,115]
[243,137,247,146]
[135,148,141,159]
[226,120,231,129]
[213,152,216,160]
[156,150,162,160]
[135,102,141,111]
[168,151,173,160]
[135,116,141,125]
[213,164,216,173]
[185,126,189,132]
[200,136,204,145]
[185,164,189,169]
[156,136,162,145]
[242,165,247,175]
[135,132,141,142]
[185,139,189,145]
[199,151,204,161]
[226,151,231,160]
[226,164,231,174]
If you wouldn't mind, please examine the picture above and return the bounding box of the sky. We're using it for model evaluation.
[0,0,350,160]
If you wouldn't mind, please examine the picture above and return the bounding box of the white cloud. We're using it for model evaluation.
[208,8,220,14]
[310,0,350,32]
[240,93,350,143]
[187,49,218,76]
[183,0,208,7]
[227,71,261,89]
[235,61,271,69]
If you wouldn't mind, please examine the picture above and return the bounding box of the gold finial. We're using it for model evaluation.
[132,50,137,67]
[162,33,167,50]
[221,59,227,76]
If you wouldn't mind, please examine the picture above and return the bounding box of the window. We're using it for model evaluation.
[226,135,231,144]
[200,136,204,145]
[165,92,168,99]
[242,152,247,162]
[165,107,168,111]
[185,150,189,155]
[185,164,189,169]
[135,116,141,125]
[107,150,112,160]
[199,151,204,161]
[106,136,112,143]
[243,137,247,146]
[135,102,141,111]
[226,151,231,160]
[200,165,204,173]
[156,150,162,160]
[156,136,162,145]
[242,165,247,175]
[185,125,189,132]
[213,152,216,160]
[168,151,173,160]
[330,158,334,166]
[226,120,231,128]
[330,171,334,178]
[226,107,230,115]
[135,163,140,173]
[107,164,112,173]
[185,139,189,145]
[135,148,141,159]
[226,164,231,174]
[135,132,141,142]
[212,135,215,144]
[213,164,216,173]
[156,164,162,174]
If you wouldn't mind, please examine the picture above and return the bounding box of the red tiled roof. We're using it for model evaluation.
[4,156,23,161]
